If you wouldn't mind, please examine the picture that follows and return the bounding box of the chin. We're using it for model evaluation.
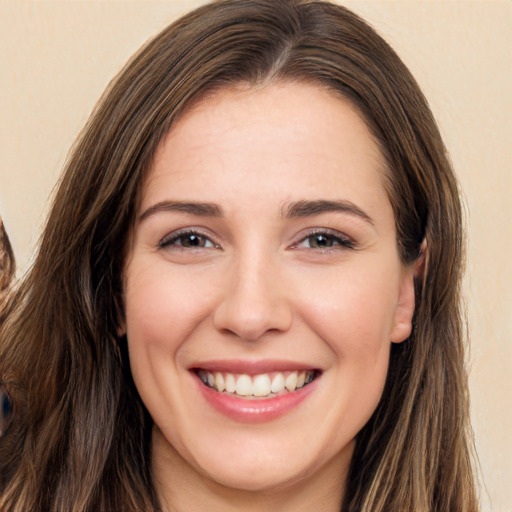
[198,456,317,494]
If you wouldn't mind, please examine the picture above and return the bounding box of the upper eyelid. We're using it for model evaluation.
[156,226,355,248]
[159,228,220,248]
[292,227,355,244]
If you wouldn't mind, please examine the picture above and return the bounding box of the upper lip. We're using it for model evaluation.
[189,359,321,375]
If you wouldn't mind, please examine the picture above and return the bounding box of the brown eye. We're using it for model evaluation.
[307,234,335,248]
[178,233,210,248]
[298,231,354,250]
[159,230,217,250]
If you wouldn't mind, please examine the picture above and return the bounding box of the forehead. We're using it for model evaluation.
[143,82,390,220]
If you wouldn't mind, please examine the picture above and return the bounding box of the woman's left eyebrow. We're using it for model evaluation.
[282,199,374,225]
[139,200,223,221]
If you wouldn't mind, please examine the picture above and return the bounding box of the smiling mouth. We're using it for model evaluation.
[195,369,320,400]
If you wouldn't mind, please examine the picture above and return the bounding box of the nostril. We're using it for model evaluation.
[213,291,293,341]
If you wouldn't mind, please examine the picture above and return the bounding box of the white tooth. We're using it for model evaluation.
[271,373,285,393]
[253,374,271,397]
[296,371,305,389]
[215,372,225,392]
[207,372,214,387]
[235,374,253,396]
[225,373,236,393]
[285,371,298,391]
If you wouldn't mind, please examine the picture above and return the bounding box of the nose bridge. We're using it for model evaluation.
[213,246,292,341]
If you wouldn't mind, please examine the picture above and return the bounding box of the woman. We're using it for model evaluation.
[0,1,479,510]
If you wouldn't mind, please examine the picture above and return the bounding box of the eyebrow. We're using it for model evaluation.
[282,199,374,225]
[139,200,223,221]
[139,198,374,225]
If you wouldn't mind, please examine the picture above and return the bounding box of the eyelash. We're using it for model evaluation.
[158,228,355,252]
[292,229,355,251]
[158,229,219,250]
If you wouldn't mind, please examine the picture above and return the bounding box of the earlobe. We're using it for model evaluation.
[116,310,127,337]
[390,268,415,344]
[390,240,426,344]
[415,239,427,283]
[115,291,127,337]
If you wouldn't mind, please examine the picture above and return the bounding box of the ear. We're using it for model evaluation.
[390,240,426,344]
[115,270,128,337]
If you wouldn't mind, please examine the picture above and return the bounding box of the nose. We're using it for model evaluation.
[212,254,293,341]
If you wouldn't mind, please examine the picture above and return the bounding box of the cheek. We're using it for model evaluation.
[296,263,400,356]
[123,262,218,417]
[287,264,398,453]
[122,262,221,410]
[124,263,214,353]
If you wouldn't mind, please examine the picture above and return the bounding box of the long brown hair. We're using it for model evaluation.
[0,216,15,318]
[0,1,478,510]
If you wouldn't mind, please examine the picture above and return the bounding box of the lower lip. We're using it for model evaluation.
[195,374,318,423]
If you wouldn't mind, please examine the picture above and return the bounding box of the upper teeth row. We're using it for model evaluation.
[197,370,315,397]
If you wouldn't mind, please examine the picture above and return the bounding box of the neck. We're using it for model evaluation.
[151,427,351,512]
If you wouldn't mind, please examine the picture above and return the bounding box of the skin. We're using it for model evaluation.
[123,82,417,512]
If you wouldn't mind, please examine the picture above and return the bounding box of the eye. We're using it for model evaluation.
[294,230,355,250]
[158,230,218,250]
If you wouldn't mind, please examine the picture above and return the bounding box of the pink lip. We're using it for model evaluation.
[190,359,318,375]
[192,367,320,424]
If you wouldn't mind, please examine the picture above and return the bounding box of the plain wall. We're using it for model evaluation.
[1,1,510,510]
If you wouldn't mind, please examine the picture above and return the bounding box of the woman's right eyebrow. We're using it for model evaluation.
[139,200,223,221]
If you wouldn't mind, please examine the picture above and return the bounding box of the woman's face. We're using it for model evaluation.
[123,83,416,494]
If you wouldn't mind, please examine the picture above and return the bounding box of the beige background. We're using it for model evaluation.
[0,1,510,510]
